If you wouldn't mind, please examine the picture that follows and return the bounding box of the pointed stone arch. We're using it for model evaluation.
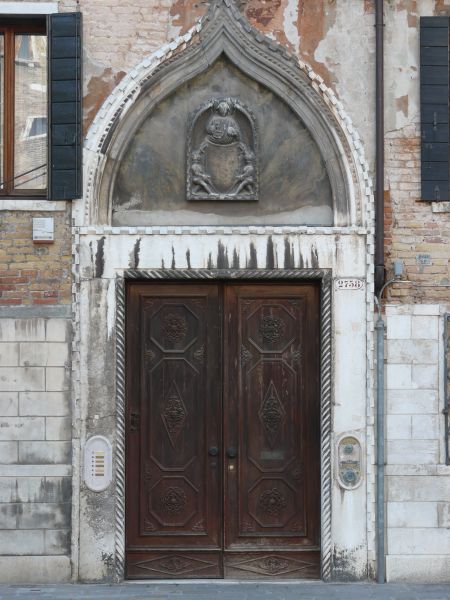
[81,0,373,229]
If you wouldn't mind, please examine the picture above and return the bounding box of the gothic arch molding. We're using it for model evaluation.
[81,0,373,229]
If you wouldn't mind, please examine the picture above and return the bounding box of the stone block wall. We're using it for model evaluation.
[0,316,72,583]
[385,304,450,582]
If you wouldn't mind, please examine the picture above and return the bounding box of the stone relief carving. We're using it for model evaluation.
[187,97,258,201]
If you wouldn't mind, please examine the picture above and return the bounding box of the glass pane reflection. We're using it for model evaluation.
[14,34,47,190]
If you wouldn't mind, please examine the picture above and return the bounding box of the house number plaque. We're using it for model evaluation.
[335,278,365,291]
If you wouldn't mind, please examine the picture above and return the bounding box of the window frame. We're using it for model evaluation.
[0,17,47,197]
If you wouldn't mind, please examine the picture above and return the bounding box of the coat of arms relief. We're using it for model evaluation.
[187,98,258,201]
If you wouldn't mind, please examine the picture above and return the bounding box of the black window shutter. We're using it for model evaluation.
[420,16,449,202]
[47,12,82,200]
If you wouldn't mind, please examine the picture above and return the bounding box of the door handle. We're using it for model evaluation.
[227,447,237,459]
[208,446,219,457]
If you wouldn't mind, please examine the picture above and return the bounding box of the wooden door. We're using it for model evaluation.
[223,284,321,578]
[125,282,320,580]
[126,283,222,578]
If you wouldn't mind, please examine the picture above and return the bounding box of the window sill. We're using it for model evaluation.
[0,199,67,211]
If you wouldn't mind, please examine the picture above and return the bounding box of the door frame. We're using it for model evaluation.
[115,268,332,581]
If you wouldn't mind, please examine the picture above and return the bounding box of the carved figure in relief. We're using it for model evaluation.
[191,152,215,195]
[206,100,240,144]
[187,97,258,201]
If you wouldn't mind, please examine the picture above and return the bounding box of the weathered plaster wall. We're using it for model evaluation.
[76,0,376,169]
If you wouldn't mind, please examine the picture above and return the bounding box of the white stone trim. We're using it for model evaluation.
[77,225,369,236]
[0,200,67,211]
[0,2,58,14]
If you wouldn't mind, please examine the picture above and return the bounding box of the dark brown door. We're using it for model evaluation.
[125,282,320,580]
[126,283,222,578]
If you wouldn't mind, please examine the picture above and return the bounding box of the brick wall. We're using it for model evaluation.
[0,207,72,306]
[385,125,450,304]
[0,317,72,583]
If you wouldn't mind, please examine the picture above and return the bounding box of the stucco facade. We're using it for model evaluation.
[0,0,449,584]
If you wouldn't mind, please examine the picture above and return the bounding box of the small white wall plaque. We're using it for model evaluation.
[32,217,54,243]
[84,435,112,492]
[335,278,364,291]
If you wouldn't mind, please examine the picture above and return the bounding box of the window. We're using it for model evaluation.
[420,17,449,202]
[0,12,82,200]
[24,116,47,139]
[0,19,47,194]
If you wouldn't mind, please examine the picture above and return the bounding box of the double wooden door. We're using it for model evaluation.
[126,282,321,579]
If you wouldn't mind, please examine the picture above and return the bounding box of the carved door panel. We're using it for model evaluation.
[126,283,222,578]
[126,282,321,580]
[223,284,321,579]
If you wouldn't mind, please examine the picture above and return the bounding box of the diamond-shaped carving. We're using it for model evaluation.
[230,554,315,576]
[258,380,285,447]
[161,381,188,447]
[133,554,216,576]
